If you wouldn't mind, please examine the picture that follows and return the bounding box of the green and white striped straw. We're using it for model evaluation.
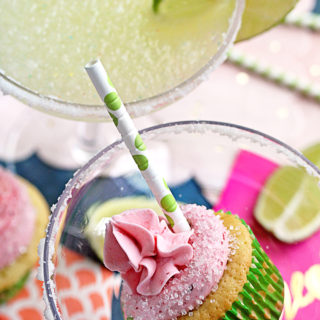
[85,59,191,233]
[285,12,320,31]
[228,49,320,103]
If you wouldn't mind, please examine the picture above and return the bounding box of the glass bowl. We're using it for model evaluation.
[39,120,320,319]
[0,1,244,121]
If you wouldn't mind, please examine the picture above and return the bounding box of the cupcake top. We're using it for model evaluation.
[0,167,36,268]
[104,204,230,320]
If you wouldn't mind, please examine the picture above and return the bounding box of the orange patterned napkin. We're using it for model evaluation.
[0,248,119,320]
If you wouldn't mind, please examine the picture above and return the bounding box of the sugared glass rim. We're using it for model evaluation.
[0,0,245,122]
[42,120,320,320]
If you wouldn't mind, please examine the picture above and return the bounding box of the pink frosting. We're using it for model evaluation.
[104,208,193,296]
[119,204,230,320]
[0,167,36,269]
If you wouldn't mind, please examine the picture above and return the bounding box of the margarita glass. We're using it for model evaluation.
[39,120,320,320]
[0,0,244,121]
[0,0,245,168]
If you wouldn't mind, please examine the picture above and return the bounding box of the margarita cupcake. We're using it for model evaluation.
[0,167,49,303]
[103,204,284,320]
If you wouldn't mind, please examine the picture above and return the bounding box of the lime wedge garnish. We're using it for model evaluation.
[255,143,320,243]
[237,0,298,41]
[84,197,162,261]
[153,0,298,42]
[153,0,162,12]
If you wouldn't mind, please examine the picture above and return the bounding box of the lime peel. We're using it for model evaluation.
[153,0,163,12]
[85,197,163,261]
[236,0,298,41]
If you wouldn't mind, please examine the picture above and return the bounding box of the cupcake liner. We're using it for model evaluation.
[223,220,284,320]
[0,272,30,304]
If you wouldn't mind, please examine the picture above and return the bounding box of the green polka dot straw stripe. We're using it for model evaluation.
[85,59,190,233]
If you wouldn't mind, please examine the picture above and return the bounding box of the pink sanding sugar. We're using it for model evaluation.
[121,204,230,320]
[0,167,36,268]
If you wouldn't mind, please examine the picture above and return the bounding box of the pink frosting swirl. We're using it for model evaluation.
[104,208,193,296]
[0,167,35,268]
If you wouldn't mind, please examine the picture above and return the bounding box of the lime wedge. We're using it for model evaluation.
[84,197,162,261]
[236,0,298,42]
[255,144,320,243]
[302,143,320,165]
[153,0,298,42]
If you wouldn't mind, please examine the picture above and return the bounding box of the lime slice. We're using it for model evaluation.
[236,0,298,42]
[153,0,298,42]
[302,142,320,165]
[84,197,162,261]
[255,144,320,243]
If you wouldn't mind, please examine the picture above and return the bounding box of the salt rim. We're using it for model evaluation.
[140,122,320,179]
[39,120,320,320]
[0,0,244,121]
[38,141,125,320]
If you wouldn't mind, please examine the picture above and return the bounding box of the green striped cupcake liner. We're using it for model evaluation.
[223,218,284,320]
[0,271,30,304]
[122,213,284,320]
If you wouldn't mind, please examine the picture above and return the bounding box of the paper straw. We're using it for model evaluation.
[85,59,191,233]
[285,12,320,31]
[228,49,320,103]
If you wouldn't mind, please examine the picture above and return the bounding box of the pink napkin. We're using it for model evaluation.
[214,149,320,319]
[215,149,279,215]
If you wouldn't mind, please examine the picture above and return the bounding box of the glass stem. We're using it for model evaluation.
[77,122,102,152]
[73,122,104,163]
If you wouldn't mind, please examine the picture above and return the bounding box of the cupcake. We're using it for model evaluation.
[0,167,49,303]
[103,204,284,320]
